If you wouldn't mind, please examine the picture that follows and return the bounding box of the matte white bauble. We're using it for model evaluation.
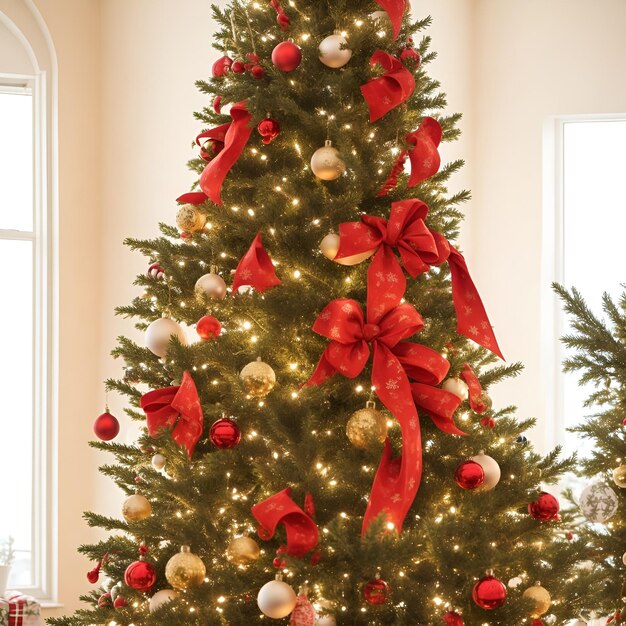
[315,614,337,626]
[149,589,178,613]
[310,140,346,181]
[257,578,297,619]
[319,233,375,266]
[195,273,227,302]
[319,32,352,68]
[151,453,166,471]
[145,317,187,358]
[371,10,388,20]
[471,452,501,491]
[238,285,254,295]
[442,377,469,400]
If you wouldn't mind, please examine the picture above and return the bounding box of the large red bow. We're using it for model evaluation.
[360,51,415,123]
[232,233,281,294]
[140,371,204,458]
[199,101,252,205]
[374,0,408,39]
[335,199,503,359]
[378,117,442,196]
[251,488,319,557]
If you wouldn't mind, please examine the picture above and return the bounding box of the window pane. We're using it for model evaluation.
[0,92,33,232]
[562,120,626,455]
[0,239,33,586]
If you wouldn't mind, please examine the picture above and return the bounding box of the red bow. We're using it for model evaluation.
[361,51,415,123]
[251,488,319,557]
[460,363,487,413]
[378,117,442,196]
[335,199,503,359]
[140,371,204,458]
[232,233,281,294]
[374,0,408,39]
[199,101,252,205]
[270,0,290,29]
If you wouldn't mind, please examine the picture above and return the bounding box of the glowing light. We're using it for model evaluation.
[251,335,259,343]
[293,270,301,279]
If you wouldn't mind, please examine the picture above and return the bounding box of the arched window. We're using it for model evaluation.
[0,0,57,601]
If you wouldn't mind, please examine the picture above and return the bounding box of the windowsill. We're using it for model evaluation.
[40,601,64,609]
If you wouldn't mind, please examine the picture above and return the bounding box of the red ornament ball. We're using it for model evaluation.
[528,492,560,521]
[250,64,265,79]
[97,593,112,608]
[212,55,232,77]
[271,41,302,72]
[196,315,222,340]
[480,416,496,429]
[443,611,464,626]
[400,47,422,67]
[124,560,157,592]
[531,620,546,626]
[566,531,574,540]
[94,412,120,441]
[113,597,127,609]
[454,460,485,490]
[257,118,281,144]
[363,578,390,605]
[231,59,246,74]
[200,140,223,162]
[472,573,507,610]
[209,417,241,449]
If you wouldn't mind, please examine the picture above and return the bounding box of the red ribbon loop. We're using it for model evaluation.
[251,488,319,557]
[199,101,252,205]
[140,371,204,458]
[360,51,415,123]
[374,0,408,39]
[460,363,487,414]
[232,232,282,294]
[176,191,209,205]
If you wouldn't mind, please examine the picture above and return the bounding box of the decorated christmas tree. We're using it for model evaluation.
[557,285,626,623]
[50,2,594,625]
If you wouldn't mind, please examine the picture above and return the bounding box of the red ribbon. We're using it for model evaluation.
[335,199,503,359]
[360,51,415,123]
[251,488,319,557]
[460,363,487,414]
[176,191,209,205]
[199,101,252,205]
[270,0,290,29]
[374,0,408,39]
[140,371,204,458]
[232,233,282,294]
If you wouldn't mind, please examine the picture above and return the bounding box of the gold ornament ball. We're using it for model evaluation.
[346,402,388,449]
[227,536,261,565]
[319,234,375,266]
[195,273,228,303]
[176,204,206,233]
[613,465,626,488]
[122,494,152,523]
[240,358,276,398]
[310,141,346,181]
[522,582,551,617]
[165,546,206,590]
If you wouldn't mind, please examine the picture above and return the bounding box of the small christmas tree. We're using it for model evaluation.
[50,2,593,625]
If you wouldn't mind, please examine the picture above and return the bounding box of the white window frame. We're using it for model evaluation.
[541,113,626,452]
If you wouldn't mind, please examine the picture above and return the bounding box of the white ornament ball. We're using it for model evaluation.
[145,317,187,358]
[315,614,337,626]
[508,576,523,589]
[195,273,227,302]
[442,377,469,400]
[149,589,178,613]
[371,10,388,21]
[238,285,254,295]
[257,578,297,619]
[319,233,375,266]
[319,32,352,68]
[579,482,619,523]
[471,453,501,491]
[310,140,346,181]
[151,453,166,471]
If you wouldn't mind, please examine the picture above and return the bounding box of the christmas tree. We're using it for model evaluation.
[50,2,593,625]
[557,284,626,622]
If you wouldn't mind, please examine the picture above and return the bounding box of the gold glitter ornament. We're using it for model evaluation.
[122,494,152,522]
[240,358,276,398]
[522,581,551,617]
[346,401,388,449]
[165,546,206,590]
[226,536,261,565]
[175,204,206,233]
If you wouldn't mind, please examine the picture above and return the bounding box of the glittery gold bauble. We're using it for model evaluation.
[165,546,206,590]
[226,536,261,565]
[310,140,346,181]
[240,358,276,398]
[346,401,388,449]
[613,465,626,488]
[522,582,551,617]
[122,494,152,522]
[319,233,375,266]
[176,204,206,233]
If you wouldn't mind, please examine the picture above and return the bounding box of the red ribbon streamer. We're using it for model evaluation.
[176,191,209,205]
[140,371,204,458]
[335,199,503,359]
[270,0,290,29]
[232,233,282,294]
[199,101,252,205]
[251,488,319,557]
[360,51,415,123]
[460,363,487,414]
[374,0,407,39]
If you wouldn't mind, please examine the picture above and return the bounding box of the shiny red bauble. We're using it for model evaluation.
[97,593,111,608]
[257,118,281,144]
[212,55,232,77]
[124,560,157,591]
[363,578,389,605]
[271,41,302,72]
[94,412,120,441]
[200,140,223,162]
[442,611,464,626]
[113,597,127,609]
[400,47,422,67]
[231,60,246,74]
[528,491,560,521]
[196,315,222,340]
[454,460,485,490]
[250,64,265,79]
[472,573,507,610]
[209,417,241,449]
